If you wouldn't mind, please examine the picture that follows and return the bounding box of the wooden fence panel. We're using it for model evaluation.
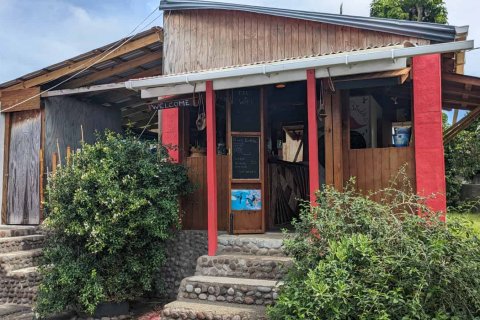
[7,110,41,224]
[346,147,416,196]
[181,155,229,230]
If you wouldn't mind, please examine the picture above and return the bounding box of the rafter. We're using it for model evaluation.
[444,107,480,144]
[5,30,162,91]
[63,52,162,89]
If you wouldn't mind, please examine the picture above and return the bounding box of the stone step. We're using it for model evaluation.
[0,234,45,254]
[178,275,282,306]
[0,304,31,319]
[217,234,285,256]
[0,249,43,273]
[0,226,38,238]
[0,267,40,305]
[6,312,35,320]
[195,255,293,280]
[162,300,267,320]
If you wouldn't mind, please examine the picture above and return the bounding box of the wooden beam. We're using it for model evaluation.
[0,87,41,112]
[63,52,162,89]
[206,80,217,256]
[332,92,343,191]
[444,97,480,107]
[41,82,125,97]
[444,107,480,144]
[443,88,480,100]
[1,113,10,224]
[5,31,162,91]
[307,69,319,203]
[443,72,480,88]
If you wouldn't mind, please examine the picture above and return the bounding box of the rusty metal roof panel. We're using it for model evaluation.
[159,0,464,43]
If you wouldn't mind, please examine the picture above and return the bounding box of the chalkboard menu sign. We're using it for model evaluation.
[231,88,260,132]
[232,136,260,180]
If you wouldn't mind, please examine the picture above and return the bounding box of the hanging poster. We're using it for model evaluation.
[231,189,262,211]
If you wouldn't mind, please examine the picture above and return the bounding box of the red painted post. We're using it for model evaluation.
[206,80,218,255]
[161,108,180,162]
[307,69,320,205]
[412,54,447,218]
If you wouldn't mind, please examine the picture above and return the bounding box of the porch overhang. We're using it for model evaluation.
[126,40,473,98]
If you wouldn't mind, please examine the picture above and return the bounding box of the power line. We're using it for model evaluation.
[1,7,161,113]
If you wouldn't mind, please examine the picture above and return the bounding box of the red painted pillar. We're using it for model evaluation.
[412,54,447,217]
[161,109,180,162]
[206,80,218,256]
[307,69,320,205]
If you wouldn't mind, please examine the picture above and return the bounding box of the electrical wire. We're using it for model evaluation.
[1,7,161,113]
[138,110,158,139]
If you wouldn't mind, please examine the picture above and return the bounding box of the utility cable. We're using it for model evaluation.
[1,7,161,113]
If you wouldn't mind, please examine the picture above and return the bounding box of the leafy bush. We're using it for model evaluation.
[443,114,480,209]
[268,177,480,319]
[36,132,191,316]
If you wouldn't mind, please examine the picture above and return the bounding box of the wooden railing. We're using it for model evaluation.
[345,147,416,200]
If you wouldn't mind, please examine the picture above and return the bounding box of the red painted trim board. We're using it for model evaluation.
[161,108,180,162]
[206,80,218,255]
[412,54,447,218]
[307,69,320,205]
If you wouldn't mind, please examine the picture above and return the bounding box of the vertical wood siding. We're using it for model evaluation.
[163,10,430,74]
[346,147,416,200]
[44,96,121,172]
[181,155,229,230]
[7,110,41,224]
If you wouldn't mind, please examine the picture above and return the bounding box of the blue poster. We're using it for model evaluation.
[231,189,262,211]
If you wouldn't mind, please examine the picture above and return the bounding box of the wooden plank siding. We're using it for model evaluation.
[181,155,229,231]
[345,147,416,196]
[163,10,430,75]
[6,110,41,225]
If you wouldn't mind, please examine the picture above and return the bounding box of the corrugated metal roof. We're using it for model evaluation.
[133,42,405,81]
[159,0,466,43]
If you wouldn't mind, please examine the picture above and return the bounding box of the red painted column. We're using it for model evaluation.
[307,69,320,205]
[412,54,447,217]
[206,81,218,256]
[161,108,180,162]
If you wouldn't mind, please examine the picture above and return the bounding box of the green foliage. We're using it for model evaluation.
[370,0,448,24]
[36,131,191,316]
[443,114,480,208]
[268,178,480,319]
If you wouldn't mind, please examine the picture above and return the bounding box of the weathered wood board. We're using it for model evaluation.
[7,110,41,225]
[44,96,121,172]
[0,88,41,112]
[163,10,430,74]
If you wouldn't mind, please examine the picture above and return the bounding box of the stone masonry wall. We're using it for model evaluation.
[156,230,208,300]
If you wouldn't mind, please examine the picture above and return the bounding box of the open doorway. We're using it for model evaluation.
[265,81,324,231]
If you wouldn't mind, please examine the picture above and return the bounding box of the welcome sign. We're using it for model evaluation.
[148,97,195,111]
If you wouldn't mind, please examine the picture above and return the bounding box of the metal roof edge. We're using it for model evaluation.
[159,0,459,42]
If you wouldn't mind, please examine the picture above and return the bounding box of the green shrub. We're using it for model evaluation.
[36,132,191,316]
[268,178,480,320]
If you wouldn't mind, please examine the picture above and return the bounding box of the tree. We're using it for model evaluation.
[443,114,480,208]
[370,0,448,24]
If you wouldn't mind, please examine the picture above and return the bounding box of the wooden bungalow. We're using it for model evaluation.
[1,1,480,260]
[125,0,480,255]
[0,27,164,225]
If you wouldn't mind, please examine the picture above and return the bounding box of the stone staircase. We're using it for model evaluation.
[0,226,45,319]
[162,233,292,320]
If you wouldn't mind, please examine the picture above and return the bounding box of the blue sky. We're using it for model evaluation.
[0,0,478,120]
